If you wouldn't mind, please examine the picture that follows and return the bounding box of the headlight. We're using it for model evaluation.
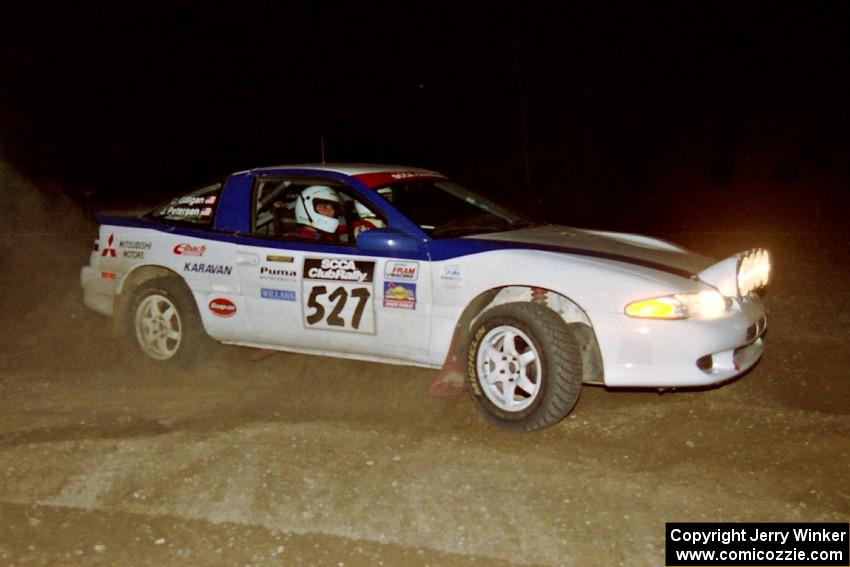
[737,248,770,296]
[625,290,731,320]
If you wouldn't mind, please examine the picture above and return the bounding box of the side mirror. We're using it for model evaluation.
[356,227,421,254]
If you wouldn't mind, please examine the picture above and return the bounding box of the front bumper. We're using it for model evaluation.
[590,295,767,388]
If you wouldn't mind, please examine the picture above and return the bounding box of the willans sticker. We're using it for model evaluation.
[261,288,296,301]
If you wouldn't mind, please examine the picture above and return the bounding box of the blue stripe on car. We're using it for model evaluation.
[96,213,694,277]
[427,239,695,278]
[96,167,695,277]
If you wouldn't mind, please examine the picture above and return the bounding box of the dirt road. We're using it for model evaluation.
[1,222,847,565]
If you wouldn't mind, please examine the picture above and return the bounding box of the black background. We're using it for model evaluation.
[2,3,849,232]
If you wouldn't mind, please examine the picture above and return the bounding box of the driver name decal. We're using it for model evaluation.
[302,257,375,334]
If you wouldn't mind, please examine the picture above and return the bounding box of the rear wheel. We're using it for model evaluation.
[129,277,204,364]
[466,303,582,431]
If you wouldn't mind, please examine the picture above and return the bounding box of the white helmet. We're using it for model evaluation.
[295,185,341,234]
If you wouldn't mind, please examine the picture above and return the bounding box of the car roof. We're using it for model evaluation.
[248,163,443,177]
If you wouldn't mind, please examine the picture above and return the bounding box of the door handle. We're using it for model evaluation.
[236,253,260,266]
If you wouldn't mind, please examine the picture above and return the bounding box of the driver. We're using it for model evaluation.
[293,185,343,241]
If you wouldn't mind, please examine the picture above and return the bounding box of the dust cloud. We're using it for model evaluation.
[0,160,848,565]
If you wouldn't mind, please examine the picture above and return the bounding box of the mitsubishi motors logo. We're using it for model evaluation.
[101,234,117,257]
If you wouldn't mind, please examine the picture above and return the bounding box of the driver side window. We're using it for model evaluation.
[252,177,386,244]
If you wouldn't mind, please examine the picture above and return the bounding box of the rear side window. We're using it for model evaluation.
[147,181,223,227]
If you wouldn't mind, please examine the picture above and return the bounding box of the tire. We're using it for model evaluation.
[466,302,583,431]
[127,277,205,365]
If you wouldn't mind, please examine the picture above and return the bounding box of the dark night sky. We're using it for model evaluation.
[2,4,849,230]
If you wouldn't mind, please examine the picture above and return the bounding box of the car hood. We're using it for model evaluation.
[467,224,715,276]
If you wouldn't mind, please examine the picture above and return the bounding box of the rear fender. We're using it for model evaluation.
[114,265,184,336]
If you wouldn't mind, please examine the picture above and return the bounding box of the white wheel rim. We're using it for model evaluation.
[476,325,542,412]
[135,293,182,360]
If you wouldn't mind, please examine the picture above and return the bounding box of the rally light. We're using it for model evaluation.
[625,290,730,320]
[737,248,770,296]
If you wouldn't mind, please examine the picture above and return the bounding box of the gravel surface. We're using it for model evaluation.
[1,168,847,565]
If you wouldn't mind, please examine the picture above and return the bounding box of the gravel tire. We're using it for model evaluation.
[127,277,205,365]
[466,302,583,431]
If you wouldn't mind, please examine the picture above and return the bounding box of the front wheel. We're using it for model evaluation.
[466,303,583,431]
[129,277,204,364]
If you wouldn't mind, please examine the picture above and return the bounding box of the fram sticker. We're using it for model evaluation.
[209,298,236,317]
[261,288,296,301]
[384,282,416,310]
[385,260,419,281]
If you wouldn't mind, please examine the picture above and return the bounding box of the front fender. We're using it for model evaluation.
[426,248,704,366]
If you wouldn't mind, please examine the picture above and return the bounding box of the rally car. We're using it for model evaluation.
[81,164,770,431]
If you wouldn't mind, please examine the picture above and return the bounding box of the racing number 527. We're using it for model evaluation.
[306,285,371,330]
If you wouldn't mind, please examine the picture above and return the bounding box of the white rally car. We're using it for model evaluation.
[81,164,769,431]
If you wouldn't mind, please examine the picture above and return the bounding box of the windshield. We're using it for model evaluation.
[374,179,537,238]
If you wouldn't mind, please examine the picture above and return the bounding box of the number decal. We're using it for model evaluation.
[304,284,372,331]
[306,285,327,324]
[350,287,370,330]
[302,257,375,334]
[326,286,347,327]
